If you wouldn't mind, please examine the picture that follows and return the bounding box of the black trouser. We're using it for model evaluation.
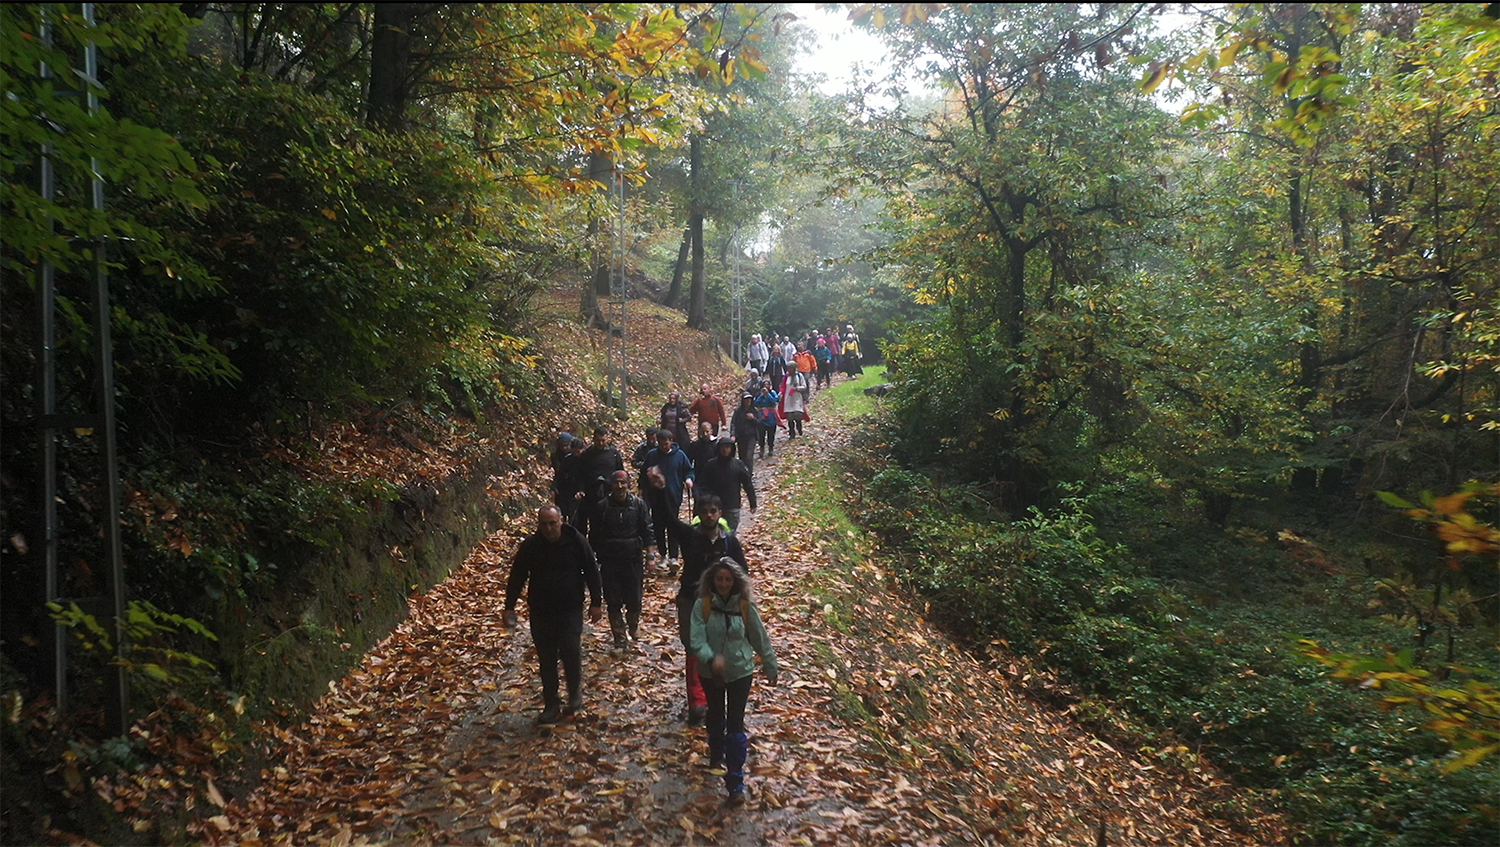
[786,414,804,437]
[736,436,755,473]
[816,362,831,388]
[599,552,643,638]
[647,492,684,559]
[703,674,753,735]
[530,612,583,708]
[757,420,775,452]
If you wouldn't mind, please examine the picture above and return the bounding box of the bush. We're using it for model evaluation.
[861,465,1500,844]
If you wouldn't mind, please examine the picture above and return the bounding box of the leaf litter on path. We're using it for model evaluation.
[222,369,1282,846]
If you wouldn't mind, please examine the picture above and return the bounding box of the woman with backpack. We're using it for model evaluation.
[689,558,778,805]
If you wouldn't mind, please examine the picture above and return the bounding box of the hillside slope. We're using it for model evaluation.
[72,295,1281,845]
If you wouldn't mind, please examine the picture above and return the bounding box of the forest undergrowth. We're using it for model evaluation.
[857,385,1499,846]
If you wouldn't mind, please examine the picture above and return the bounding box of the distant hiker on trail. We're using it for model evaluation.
[689,383,727,436]
[753,382,781,458]
[729,393,759,472]
[664,495,747,727]
[687,420,717,470]
[783,368,810,439]
[639,429,695,573]
[841,326,864,378]
[746,334,769,375]
[765,347,788,396]
[574,470,656,651]
[690,557,777,805]
[574,425,624,509]
[779,335,797,363]
[742,369,762,398]
[813,338,833,389]
[696,436,755,533]
[552,433,588,523]
[793,341,816,381]
[503,506,603,725]
[659,391,692,447]
[630,426,658,472]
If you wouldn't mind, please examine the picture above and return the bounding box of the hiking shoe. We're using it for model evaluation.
[537,706,561,725]
[726,788,745,806]
[564,693,583,715]
[686,705,706,726]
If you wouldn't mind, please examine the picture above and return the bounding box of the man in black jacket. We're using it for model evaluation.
[664,495,747,725]
[695,437,756,533]
[574,425,626,510]
[504,506,604,724]
[574,470,656,650]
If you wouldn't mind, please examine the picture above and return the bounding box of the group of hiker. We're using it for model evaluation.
[736,325,864,460]
[505,421,770,803]
[501,325,865,804]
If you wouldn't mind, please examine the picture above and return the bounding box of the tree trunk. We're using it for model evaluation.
[366,3,415,130]
[663,224,690,307]
[686,133,708,329]
[580,151,613,327]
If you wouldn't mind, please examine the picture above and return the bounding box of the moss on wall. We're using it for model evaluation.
[215,455,505,717]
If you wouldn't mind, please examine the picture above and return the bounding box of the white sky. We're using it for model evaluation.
[792,5,901,95]
[791,4,1203,101]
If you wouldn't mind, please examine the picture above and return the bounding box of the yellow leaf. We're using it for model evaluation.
[321,208,337,220]
[1142,62,1170,94]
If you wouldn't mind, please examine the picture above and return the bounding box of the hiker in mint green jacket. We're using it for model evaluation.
[689,558,778,805]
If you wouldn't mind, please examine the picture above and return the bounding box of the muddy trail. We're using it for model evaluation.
[220,382,1283,846]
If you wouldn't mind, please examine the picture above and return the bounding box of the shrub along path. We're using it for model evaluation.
[215,377,1283,846]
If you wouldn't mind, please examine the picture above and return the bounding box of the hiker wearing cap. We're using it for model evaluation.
[729,393,759,472]
[690,557,777,804]
[575,470,656,650]
[503,506,603,724]
[689,383,728,436]
[696,437,755,533]
[813,337,833,389]
[753,382,781,458]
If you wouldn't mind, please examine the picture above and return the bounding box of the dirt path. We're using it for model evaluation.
[222,381,1281,846]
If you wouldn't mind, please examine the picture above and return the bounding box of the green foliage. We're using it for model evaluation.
[0,4,210,279]
[861,464,1499,842]
[112,58,503,417]
[47,599,217,695]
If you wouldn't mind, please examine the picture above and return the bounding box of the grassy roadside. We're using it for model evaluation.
[761,366,986,758]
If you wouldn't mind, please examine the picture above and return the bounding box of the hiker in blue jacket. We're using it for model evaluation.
[638,429,695,573]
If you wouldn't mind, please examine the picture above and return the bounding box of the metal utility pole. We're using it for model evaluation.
[731,240,744,367]
[729,182,745,367]
[36,2,130,734]
[605,165,629,416]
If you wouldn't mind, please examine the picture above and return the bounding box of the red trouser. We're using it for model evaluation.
[677,592,707,709]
